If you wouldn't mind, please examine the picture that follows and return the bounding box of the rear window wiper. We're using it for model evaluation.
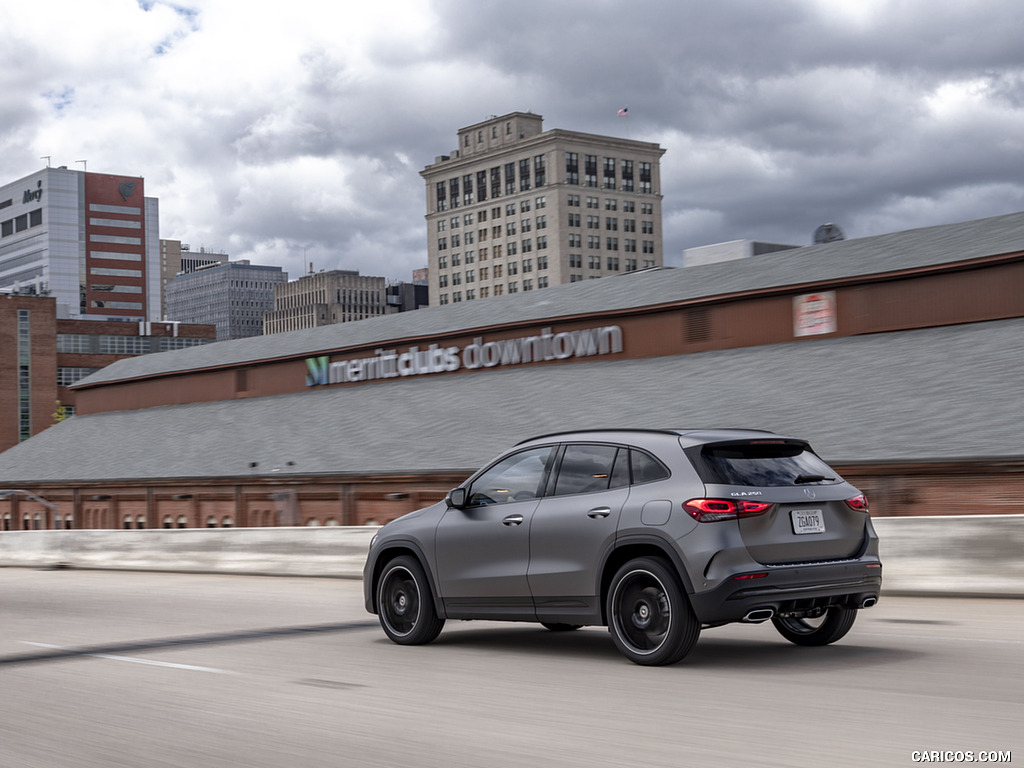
[794,474,835,484]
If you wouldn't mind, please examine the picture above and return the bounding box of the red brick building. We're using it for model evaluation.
[2,210,1024,530]
[0,294,214,453]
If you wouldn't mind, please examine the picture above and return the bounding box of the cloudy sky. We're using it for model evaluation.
[4,0,1024,281]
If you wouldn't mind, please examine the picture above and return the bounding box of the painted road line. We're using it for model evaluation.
[22,642,237,674]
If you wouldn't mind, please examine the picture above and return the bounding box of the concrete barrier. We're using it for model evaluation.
[872,514,1024,598]
[2,516,1023,597]
[0,526,378,579]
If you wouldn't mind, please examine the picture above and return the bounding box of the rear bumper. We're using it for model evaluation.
[688,559,882,625]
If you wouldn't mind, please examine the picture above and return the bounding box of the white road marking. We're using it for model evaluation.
[21,642,237,674]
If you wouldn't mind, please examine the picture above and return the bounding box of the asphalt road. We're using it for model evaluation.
[0,568,1019,768]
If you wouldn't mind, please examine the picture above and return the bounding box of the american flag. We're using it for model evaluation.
[617,107,628,117]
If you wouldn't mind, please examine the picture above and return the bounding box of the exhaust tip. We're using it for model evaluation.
[743,608,775,623]
[860,597,877,609]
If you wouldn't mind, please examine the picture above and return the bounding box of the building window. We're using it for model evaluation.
[640,162,652,193]
[584,154,598,187]
[606,217,618,231]
[607,257,620,270]
[568,233,581,247]
[536,235,547,250]
[569,254,582,268]
[605,198,618,211]
[568,213,580,227]
[589,255,601,270]
[643,241,655,254]
[504,163,516,195]
[523,279,534,291]
[519,158,531,191]
[567,194,580,207]
[538,276,549,288]
[587,215,600,229]
[603,157,616,189]
[508,261,518,275]
[537,255,548,269]
[17,310,31,441]
[606,237,619,251]
[534,155,546,187]
[535,215,546,229]
[535,195,546,209]
[586,196,599,209]
[565,153,579,185]
[587,235,601,250]
[508,281,518,293]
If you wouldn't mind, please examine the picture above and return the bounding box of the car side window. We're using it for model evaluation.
[467,446,554,506]
[630,449,670,484]
[553,444,621,496]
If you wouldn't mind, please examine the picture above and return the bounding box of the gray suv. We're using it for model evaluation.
[363,428,881,665]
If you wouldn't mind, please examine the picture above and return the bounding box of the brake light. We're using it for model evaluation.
[684,498,774,522]
[845,494,869,512]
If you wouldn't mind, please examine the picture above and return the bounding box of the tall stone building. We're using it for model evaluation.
[263,270,388,334]
[421,112,666,306]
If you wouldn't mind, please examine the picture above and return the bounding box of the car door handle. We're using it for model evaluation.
[502,514,524,526]
[587,507,611,519]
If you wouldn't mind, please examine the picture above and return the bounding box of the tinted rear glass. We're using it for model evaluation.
[690,441,841,487]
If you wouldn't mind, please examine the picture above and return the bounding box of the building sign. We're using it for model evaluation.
[305,325,624,387]
[23,181,43,204]
[793,292,837,337]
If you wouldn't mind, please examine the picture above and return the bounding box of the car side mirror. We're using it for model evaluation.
[446,487,468,509]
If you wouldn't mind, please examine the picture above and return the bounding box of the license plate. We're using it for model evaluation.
[791,509,825,534]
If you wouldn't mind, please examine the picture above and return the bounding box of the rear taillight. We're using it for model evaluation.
[684,498,774,522]
[845,494,869,512]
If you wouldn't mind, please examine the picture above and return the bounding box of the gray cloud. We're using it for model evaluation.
[5,0,1024,282]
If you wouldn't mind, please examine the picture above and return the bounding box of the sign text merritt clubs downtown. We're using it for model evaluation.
[305,325,624,387]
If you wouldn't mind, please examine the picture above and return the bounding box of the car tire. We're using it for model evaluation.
[540,622,582,632]
[376,556,445,645]
[771,606,857,646]
[607,557,700,666]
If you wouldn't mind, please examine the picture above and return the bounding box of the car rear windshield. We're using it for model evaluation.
[688,441,842,487]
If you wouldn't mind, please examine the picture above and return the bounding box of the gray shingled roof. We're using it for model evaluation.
[76,209,1024,387]
[5,317,1022,484]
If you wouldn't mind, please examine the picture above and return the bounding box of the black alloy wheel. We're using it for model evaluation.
[376,556,445,645]
[606,557,700,666]
[771,606,857,646]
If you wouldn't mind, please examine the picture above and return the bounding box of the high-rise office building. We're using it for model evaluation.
[0,166,161,320]
[263,269,388,334]
[165,260,287,341]
[159,240,229,318]
[421,112,666,306]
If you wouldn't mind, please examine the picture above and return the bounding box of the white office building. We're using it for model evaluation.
[0,166,161,321]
